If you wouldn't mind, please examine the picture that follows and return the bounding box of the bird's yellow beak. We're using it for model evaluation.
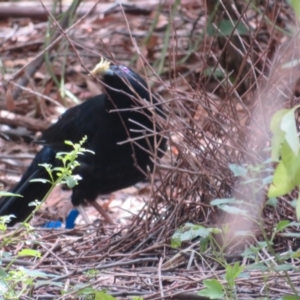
[90,58,111,76]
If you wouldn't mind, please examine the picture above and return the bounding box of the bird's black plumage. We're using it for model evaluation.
[0,62,167,226]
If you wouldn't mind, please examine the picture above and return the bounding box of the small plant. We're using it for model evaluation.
[268,107,300,219]
[76,288,117,300]
[0,137,94,299]
[0,249,42,298]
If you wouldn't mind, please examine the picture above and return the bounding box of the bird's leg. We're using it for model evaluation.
[90,200,114,225]
[76,205,92,224]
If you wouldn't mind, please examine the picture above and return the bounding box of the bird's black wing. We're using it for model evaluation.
[37,94,108,150]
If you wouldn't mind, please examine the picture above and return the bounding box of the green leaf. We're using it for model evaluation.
[0,267,8,278]
[266,197,278,207]
[78,288,117,300]
[237,272,250,279]
[0,191,22,197]
[218,205,248,216]
[17,249,41,258]
[291,0,300,22]
[274,264,297,272]
[281,232,300,238]
[198,279,223,299]
[225,262,244,283]
[171,223,213,248]
[21,269,49,278]
[203,67,225,78]
[270,109,290,160]
[276,220,290,232]
[262,175,273,185]
[35,280,64,288]
[268,159,295,198]
[280,109,300,155]
[171,237,181,249]
[241,247,258,259]
[200,236,210,252]
[64,175,80,188]
[282,295,300,300]
[257,241,269,249]
[290,199,297,207]
[246,262,269,271]
[280,141,300,180]
[0,215,16,226]
[228,164,247,177]
[210,198,238,206]
[207,20,249,37]
[0,280,8,294]
[30,178,50,184]
[28,200,41,207]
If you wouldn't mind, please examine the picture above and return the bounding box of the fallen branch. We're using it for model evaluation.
[0,110,50,131]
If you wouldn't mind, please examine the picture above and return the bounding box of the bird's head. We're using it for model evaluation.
[90,58,151,109]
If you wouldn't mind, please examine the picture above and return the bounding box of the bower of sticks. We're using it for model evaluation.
[1,1,300,299]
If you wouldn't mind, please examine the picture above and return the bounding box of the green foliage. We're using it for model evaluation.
[281,296,300,300]
[203,67,225,79]
[0,192,22,197]
[171,223,220,249]
[210,160,273,221]
[0,267,51,298]
[0,192,23,227]
[31,137,93,188]
[288,0,300,22]
[206,20,249,37]
[25,136,93,225]
[77,288,117,300]
[198,279,223,299]
[84,269,100,278]
[197,262,244,299]
[170,222,248,298]
[0,137,93,299]
[228,164,248,177]
[224,262,244,297]
[171,149,300,299]
[268,107,300,219]
[211,198,249,217]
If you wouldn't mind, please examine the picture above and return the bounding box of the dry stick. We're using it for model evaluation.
[40,242,69,274]
[1,258,34,267]
[119,4,167,236]
[10,0,83,101]
[0,110,50,131]
[33,238,61,269]
[0,1,154,20]
[158,257,164,298]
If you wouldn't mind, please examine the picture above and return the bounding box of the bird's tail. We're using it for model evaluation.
[0,147,57,226]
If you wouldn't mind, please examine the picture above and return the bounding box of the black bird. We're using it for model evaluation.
[0,59,167,226]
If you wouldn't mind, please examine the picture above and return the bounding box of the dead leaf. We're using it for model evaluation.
[5,82,15,111]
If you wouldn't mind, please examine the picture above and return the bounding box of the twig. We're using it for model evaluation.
[0,110,50,131]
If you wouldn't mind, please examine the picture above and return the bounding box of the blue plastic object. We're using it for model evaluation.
[42,208,79,229]
[42,220,63,229]
[65,209,80,229]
